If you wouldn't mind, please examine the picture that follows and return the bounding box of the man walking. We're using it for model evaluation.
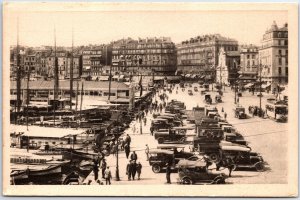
[131,160,137,180]
[130,151,138,161]
[104,166,112,185]
[224,112,227,120]
[126,161,133,181]
[93,160,99,181]
[101,159,107,179]
[145,144,150,161]
[166,163,171,184]
[136,162,142,180]
[124,143,130,159]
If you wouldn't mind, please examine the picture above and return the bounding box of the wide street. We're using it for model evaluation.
[84,83,288,185]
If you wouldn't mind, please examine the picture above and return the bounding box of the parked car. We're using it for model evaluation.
[151,119,173,131]
[188,90,193,95]
[194,87,198,92]
[154,127,192,144]
[148,149,193,173]
[219,143,265,171]
[234,106,247,119]
[177,160,227,184]
[204,94,212,104]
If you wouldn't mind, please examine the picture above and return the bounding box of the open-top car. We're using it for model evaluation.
[151,118,172,131]
[177,159,227,184]
[156,144,194,159]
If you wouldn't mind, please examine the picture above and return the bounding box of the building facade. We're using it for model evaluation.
[82,45,112,77]
[111,37,177,75]
[239,45,259,84]
[259,21,288,91]
[176,34,238,81]
[216,47,240,85]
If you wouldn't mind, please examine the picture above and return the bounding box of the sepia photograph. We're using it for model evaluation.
[2,2,298,196]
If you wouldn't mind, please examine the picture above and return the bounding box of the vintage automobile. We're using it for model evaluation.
[151,118,172,131]
[188,90,193,95]
[194,87,198,92]
[177,159,227,184]
[154,127,194,144]
[219,142,265,171]
[156,115,182,127]
[223,132,247,146]
[200,90,206,95]
[204,94,212,104]
[191,137,221,162]
[157,145,194,159]
[148,149,193,173]
[234,106,247,119]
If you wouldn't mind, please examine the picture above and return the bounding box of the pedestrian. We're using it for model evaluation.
[124,143,130,159]
[101,159,107,179]
[131,160,137,180]
[136,162,142,180]
[145,144,150,161]
[93,160,99,181]
[166,163,171,184]
[224,112,227,120]
[126,161,133,180]
[104,166,112,185]
[150,126,154,136]
[143,117,147,126]
[130,151,138,161]
[221,107,224,112]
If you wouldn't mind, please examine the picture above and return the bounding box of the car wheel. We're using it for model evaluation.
[182,177,193,185]
[209,153,220,162]
[152,164,161,173]
[255,162,265,172]
[157,138,164,144]
[215,178,225,184]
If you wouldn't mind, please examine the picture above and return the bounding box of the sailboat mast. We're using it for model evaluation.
[70,28,74,110]
[16,17,21,113]
[108,45,112,101]
[53,26,57,125]
[79,82,83,121]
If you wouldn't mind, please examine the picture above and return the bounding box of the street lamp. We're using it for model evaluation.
[115,132,120,181]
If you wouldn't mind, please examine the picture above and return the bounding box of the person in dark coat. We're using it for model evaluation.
[131,160,137,180]
[93,161,99,181]
[130,151,138,161]
[126,161,133,180]
[130,151,137,161]
[136,162,142,180]
[124,143,130,159]
[101,159,107,179]
[166,163,171,184]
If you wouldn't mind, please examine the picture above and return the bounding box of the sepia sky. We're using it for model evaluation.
[7,8,288,47]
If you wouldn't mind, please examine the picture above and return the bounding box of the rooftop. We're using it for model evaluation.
[10,80,129,90]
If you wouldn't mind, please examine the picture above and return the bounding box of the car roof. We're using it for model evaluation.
[177,160,207,168]
[157,144,185,149]
[148,149,174,154]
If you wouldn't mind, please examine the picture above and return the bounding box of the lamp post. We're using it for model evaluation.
[115,132,120,181]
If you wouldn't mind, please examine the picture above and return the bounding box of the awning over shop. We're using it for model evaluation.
[205,75,212,79]
[110,98,130,104]
[167,76,181,81]
[244,83,254,88]
[119,75,125,79]
[112,75,119,79]
[99,76,109,81]
[261,84,271,89]
[81,74,91,78]
[191,75,197,79]
[91,76,98,81]
[200,75,205,79]
[185,74,191,78]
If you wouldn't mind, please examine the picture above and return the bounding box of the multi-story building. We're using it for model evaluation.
[239,44,259,84]
[111,37,177,75]
[176,34,238,81]
[259,21,288,92]
[216,47,240,86]
[82,45,111,77]
[46,51,82,79]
